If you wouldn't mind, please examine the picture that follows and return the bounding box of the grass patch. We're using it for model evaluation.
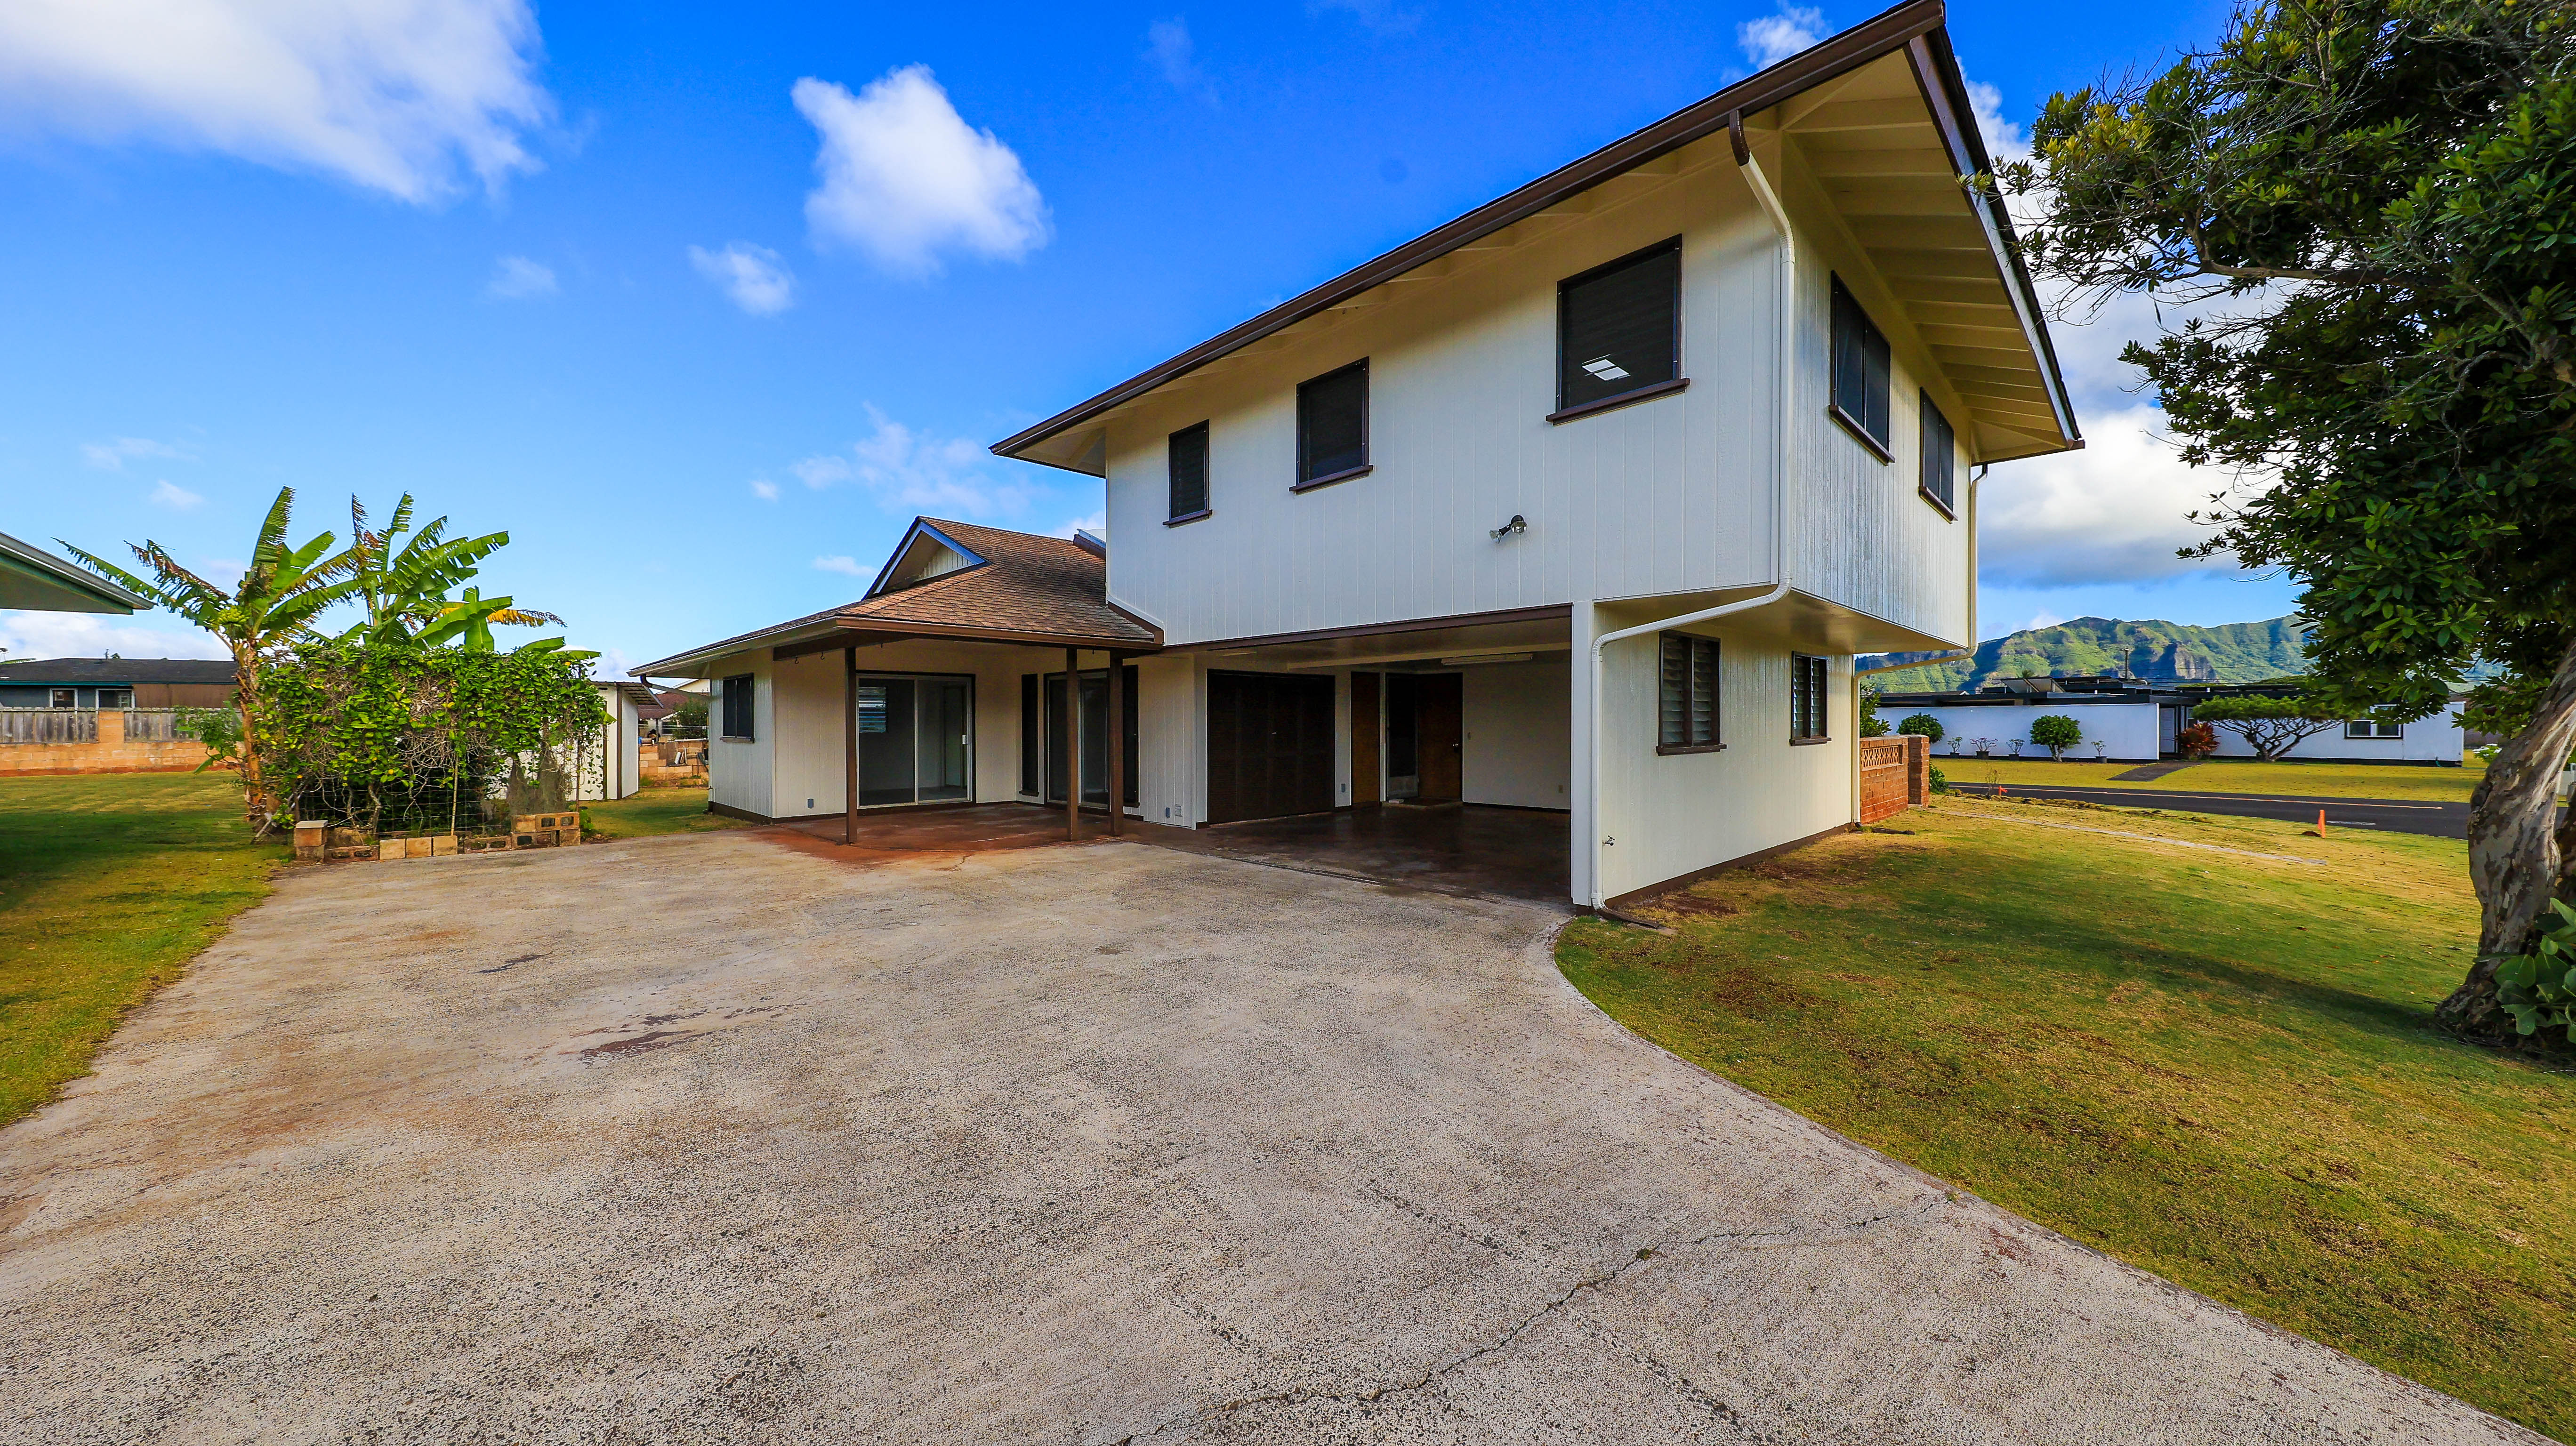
[1941,755,2484,802]
[580,786,749,841]
[0,772,281,1127]
[1560,796,2575,1439]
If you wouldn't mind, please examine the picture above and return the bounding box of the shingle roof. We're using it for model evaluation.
[628,518,1158,676]
[0,657,236,685]
[839,520,1157,646]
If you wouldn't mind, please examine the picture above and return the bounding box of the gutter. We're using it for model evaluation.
[1582,125,1800,910]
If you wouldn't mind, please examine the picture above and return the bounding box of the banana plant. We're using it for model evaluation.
[61,486,361,826]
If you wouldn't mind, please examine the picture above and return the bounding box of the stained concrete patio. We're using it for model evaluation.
[0,829,2530,1443]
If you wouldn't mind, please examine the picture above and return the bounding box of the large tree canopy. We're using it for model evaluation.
[2007,0,2576,1038]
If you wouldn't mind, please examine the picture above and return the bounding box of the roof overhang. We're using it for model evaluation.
[0,531,147,614]
[631,615,1161,679]
[992,0,2077,474]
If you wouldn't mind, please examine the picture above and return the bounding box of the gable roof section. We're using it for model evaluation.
[992,0,2077,471]
[868,518,990,597]
[630,518,1159,677]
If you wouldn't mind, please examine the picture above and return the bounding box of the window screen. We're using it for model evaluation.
[2344,720,2403,739]
[1919,392,1956,512]
[1559,238,1681,413]
[1168,421,1209,519]
[1790,654,1830,741]
[1296,360,1369,486]
[1658,632,1720,749]
[720,674,754,740]
[1830,276,1891,450]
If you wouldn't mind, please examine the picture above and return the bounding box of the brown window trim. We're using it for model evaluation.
[1549,376,1690,425]
[1656,741,1727,756]
[1164,507,1213,527]
[1789,735,1834,746]
[1916,485,1956,521]
[1290,463,1373,493]
[1827,403,1892,463]
[719,734,753,743]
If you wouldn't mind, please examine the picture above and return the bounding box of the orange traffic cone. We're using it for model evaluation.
[2317,808,2327,835]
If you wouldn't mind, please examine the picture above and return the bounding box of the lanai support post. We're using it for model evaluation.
[1106,650,1126,837]
[843,644,858,845]
[1063,646,1080,841]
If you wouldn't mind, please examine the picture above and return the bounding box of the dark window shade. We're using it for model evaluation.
[1168,422,1209,518]
[1296,360,1369,483]
[1919,393,1956,511]
[1790,654,1830,740]
[1830,276,1891,449]
[1658,632,1720,748]
[720,674,754,741]
[1559,239,1681,411]
[1020,673,1040,794]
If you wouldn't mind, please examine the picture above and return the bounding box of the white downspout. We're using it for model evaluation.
[1584,112,1797,909]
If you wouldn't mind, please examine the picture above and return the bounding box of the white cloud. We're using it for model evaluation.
[1147,19,1213,99]
[0,609,226,664]
[0,0,549,203]
[2020,611,2067,631]
[1964,79,2029,165]
[749,479,779,501]
[812,554,864,576]
[81,436,187,470]
[1739,5,1826,67]
[790,406,1036,518]
[1311,0,1420,34]
[487,254,556,299]
[148,479,203,510]
[793,68,1049,277]
[688,242,796,315]
[1978,405,2237,587]
[1054,512,1106,540]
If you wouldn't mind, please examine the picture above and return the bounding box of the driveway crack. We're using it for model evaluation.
[1114,1197,1941,1442]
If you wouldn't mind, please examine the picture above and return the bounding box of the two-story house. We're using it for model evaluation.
[636,0,2080,910]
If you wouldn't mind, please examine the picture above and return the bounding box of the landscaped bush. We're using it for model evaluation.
[2495,899,2576,1044]
[2029,714,2082,760]
[2190,696,2345,762]
[2177,720,2218,758]
[1898,713,1945,743]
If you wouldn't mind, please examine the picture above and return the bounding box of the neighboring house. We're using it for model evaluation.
[1877,678,2468,764]
[636,0,2081,908]
[0,658,237,709]
[577,681,659,803]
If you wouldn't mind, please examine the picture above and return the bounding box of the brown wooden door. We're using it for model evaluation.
[1349,672,1382,806]
[1206,671,1337,824]
[1416,673,1463,802]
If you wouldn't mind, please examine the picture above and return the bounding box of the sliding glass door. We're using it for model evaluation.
[855,674,973,808]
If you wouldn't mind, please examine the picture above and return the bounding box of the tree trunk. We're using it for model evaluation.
[232,644,272,831]
[2439,636,2576,1038]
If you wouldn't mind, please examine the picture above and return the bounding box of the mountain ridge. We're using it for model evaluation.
[1860,616,2315,693]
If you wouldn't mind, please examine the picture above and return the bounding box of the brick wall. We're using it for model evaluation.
[0,711,210,777]
[1860,734,1929,825]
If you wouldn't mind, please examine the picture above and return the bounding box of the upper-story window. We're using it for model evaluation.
[720,674,755,741]
[1658,632,1721,753]
[1829,275,1892,458]
[1918,392,1956,516]
[1167,421,1210,523]
[1294,359,1370,490]
[1790,653,1831,742]
[1554,237,1685,422]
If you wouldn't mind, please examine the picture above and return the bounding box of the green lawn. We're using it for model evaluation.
[0,773,281,1127]
[1937,754,2485,803]
[1561,797,2574,1440]
[580,786,751,840]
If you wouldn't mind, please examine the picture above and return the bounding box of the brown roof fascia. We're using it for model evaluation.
[781,617,1161,658]
[1181,602,1573,653]
[991,0,1951,471]
[1901,31,2080,447]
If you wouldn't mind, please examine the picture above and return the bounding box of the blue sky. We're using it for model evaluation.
[0,0,2293,674]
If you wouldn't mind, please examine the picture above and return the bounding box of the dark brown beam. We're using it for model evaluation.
[843,645,858,846]
[1106,651,1126,837]
[1063,647,1080,842]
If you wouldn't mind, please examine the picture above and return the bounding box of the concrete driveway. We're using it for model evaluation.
[0,831,2534,1444]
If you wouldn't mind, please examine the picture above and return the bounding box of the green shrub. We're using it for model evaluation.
[1927,764,1949,794]
[1898,713,1945,743]
[2029,713,2083,760]
[2494,899,2576,1043]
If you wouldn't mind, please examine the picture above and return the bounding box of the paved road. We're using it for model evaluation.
[0,832,2535,1443]
[1948,782,2473,837]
